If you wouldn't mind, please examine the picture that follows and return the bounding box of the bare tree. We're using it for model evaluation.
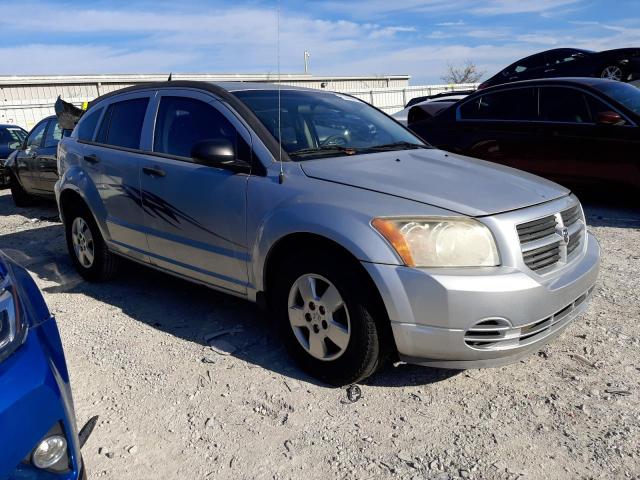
[441,60,484,84]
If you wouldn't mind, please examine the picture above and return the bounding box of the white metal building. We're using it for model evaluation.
[0,73,475,129]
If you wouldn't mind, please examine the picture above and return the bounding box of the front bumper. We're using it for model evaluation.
[0,317,83,479]
[364,232,600,368]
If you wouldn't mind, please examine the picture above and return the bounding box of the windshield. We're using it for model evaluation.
[233,89,428,160]
[595,81,640,116]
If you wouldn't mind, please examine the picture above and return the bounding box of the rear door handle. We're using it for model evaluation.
[142,166,166,177]
[84,154,100,164]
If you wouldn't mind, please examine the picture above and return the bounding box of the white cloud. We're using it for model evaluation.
[0,1,637,84]
[436,20,465,26]
[470,0,581,15]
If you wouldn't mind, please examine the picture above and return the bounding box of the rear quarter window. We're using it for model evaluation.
[96,98,149,149]
[77,107,103,141]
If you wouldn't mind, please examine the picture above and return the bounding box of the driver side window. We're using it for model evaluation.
[26,120,47,148]
[153,96,239,159]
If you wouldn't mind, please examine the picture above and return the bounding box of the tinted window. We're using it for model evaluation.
[26,120,47,148]
[153,97,238,158]
[0,127,26,145]
[98,98,149,149]
[77,107,103,141]
[43,119,63,148]
[506,54,544,75]
[459,88,538,121]
[539,87,591,123]
[594,81,640,116]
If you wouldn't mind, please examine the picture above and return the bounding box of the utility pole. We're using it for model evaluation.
[304,50,310,73]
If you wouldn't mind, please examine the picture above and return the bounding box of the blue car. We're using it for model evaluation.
[0,251,89,479]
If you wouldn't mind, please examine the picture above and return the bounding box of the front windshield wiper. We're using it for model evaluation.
[365,141,430,152]
[288,145,359,158]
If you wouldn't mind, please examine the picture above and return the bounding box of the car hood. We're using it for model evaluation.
[299,149,569,217]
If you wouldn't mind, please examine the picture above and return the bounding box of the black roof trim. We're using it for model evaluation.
[89,80,287,163]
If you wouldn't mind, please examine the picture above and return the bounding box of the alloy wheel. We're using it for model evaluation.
[287,274,351,361]
[71,217,95,268]
[601,66,623,81]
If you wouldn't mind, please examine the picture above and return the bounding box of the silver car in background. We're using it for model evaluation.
[55,81,600,385]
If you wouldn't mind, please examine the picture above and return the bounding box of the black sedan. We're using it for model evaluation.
[407,78,640,190]
[479,48,640,89]
[4,115,67,206]
[0,124,27,186]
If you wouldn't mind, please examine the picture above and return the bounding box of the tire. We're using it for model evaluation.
[64,203,120,282]
[600,65,625,81]
[9,171,36,207]
[271,250,386,386]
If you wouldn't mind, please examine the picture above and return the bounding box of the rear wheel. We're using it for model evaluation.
[64,204,120,281]
[9,171,35,207]
[600,65,624,81]
[272,250,386,386]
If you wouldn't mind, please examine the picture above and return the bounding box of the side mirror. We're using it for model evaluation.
[190,139,250,173]
[8,141,21,150]
[597,111,625,126]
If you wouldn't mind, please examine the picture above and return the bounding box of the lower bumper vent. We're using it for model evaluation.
[464,287,594,351]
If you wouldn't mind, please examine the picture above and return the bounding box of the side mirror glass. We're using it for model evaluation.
[597,111,625,126]
[190,139,250,173]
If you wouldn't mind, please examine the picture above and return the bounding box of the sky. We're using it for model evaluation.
[0,0,638,84]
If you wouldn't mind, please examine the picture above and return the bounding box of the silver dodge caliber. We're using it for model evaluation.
[55,81,600,385]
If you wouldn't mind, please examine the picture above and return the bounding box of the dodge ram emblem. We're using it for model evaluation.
[561,227,570,244]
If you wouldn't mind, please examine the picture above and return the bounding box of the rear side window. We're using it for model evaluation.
[77,107,103,141]
[539,87,591,123]
[459,88,538,121]
[97,98,149,149]
[26,120,47,148]
[153,96,238,158]
[43,119,63,148]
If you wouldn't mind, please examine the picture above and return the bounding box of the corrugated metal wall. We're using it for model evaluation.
[0,74,475,129]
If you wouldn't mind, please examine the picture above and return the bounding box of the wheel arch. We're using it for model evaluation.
[57,186,109,244]
[261,232,397,357]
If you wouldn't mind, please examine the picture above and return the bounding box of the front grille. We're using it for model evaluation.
[561,205,581,226]
[517,204,585,273]
[522,241,561,271]
[464,286,595,351]
[516,215,557,243]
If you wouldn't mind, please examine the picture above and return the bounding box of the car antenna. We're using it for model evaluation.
[277,4,284,185]
[168,72,172,81]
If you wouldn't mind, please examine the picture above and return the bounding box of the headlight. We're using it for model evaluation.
[0,281,26,363]
[372,217,500,267]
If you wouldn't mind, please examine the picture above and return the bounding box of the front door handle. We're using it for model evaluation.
[142,166,166,177]
[84,154,100,164]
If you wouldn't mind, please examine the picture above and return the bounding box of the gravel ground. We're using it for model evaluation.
[0,187,638,480]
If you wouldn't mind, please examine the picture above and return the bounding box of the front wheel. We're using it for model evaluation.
[64,206,120,281]
[600,65,625,81]
[272,251,385,386]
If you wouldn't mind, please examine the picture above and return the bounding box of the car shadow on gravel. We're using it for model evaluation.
[0,190,59,221]
[0,222,457,389]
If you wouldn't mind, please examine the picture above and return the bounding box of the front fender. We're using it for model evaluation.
[3,151,20,184]
[250,201,402,292]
